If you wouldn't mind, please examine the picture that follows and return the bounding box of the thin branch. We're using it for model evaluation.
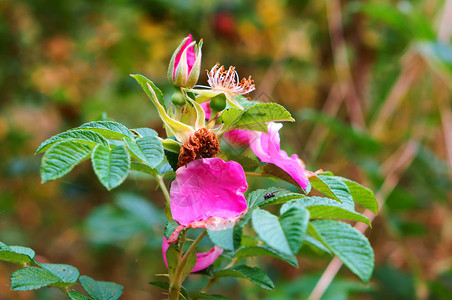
[326,0,365,128]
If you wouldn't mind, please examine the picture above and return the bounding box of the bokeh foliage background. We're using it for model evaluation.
[1,0,452,299]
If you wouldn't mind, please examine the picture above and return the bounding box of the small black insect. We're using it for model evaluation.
[263,192,276,200]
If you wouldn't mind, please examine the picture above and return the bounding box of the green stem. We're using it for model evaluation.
[201,277,218,293]
[245,172,268,177]
[158,175,171,205]
[169,230,208,300]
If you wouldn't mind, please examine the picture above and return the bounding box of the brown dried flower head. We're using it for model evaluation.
[178,128,220,167]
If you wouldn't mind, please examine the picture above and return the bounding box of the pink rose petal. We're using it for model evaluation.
[170,158,248,226]
[224,129,250,146]
[174,34,196,80]
[250,122,309,189]
[162,237,223,273]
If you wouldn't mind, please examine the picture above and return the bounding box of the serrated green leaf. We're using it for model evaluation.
[220,108,245,128]
[303,235,332,254]
[309,175,354,208]
[281,197,371,226]
[132,128,158,137]
[164,220,180,239]
[339,178,378,214]
[0,245,35,265]
[190,292,230,300]
[75,121,133,139]
[208,228,234,251]
[247,187,304,208]
[79,275,123,300]
[92,145,130,190]
[233,210,252,250]
[252,207,309,255]
[68,291,94,300]
[41,141,92,183]
[123,135,164,168]
[36,130,109,154]
[41,263,79,287]
[11,267,61,291]
[309,220,374,282]
[235,245,298,267]
[213,265,274,290]
[234,103,294,131]
[226,154,260,172]
[130,162,158,176]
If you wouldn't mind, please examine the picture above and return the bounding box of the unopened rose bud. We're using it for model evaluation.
[167,34,202,88]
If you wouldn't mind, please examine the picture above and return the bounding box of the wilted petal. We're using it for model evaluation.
[170,158,248,226]
[162,237,223,273]
[250,122,309,190]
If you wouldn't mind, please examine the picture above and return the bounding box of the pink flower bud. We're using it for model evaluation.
[167,34,203,88]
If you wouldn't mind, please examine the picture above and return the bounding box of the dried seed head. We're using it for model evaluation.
[178,128,220,167]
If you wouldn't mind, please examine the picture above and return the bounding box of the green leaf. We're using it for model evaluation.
[11,267,61,291]
[233,210,252,250]
[68,291,94,300]
[166,245,179,279]
[252,207,309,255]
[220,108,245,128]
[41,263,79,287]
[234,103,294,131]
[130,74,165,108]
[180,250,197,279]
[36,130,109,154]
[309,175,354,208]
[41,141,92,183]
[247,187,304,208]
[130,162,158,176]
[164,220,180,239]
[132,127,158,137]
[213,265,274,290]
[208,228,234,251]
[75,121,133,139]
[0,245,35,265]
[79,275,123,300]
[92,145,130,190]
[309,220,374,282]
[339,178,378,214]
[190,292,230,300]
[281,197,371,226]
[235,245,298,267]
[123,135,164,168]
[226,154,260,172]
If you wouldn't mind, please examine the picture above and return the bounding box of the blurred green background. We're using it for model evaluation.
[1,0,451,299]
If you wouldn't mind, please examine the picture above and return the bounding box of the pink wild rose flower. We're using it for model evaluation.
[168,157,248,243]
[249,122,309,190]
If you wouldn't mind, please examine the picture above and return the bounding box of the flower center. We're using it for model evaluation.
[207,63,255,95]
[178,128,220,167]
